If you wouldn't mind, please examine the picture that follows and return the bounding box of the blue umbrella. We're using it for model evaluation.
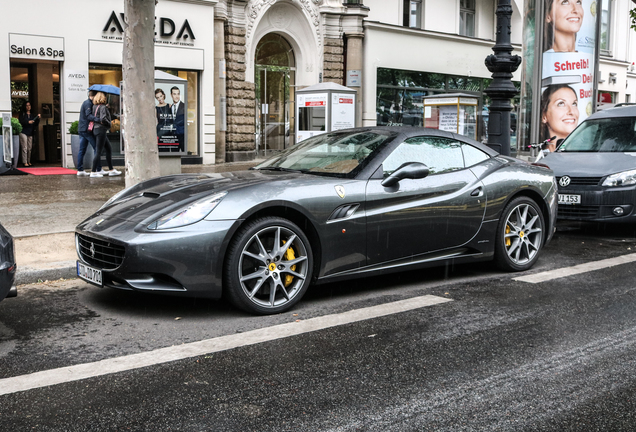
[89,84,120,95]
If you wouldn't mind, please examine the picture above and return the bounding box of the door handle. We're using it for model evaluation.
[470,187,483,197]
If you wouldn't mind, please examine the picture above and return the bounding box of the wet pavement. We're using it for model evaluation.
[0,162,261,285]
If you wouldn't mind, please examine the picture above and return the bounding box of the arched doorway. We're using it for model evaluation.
[255,33,295,155]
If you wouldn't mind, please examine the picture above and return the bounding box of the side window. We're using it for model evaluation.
[382,136,464,176]
[461,143,489,167]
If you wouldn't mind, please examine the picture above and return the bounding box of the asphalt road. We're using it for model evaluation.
[2,221,636,431]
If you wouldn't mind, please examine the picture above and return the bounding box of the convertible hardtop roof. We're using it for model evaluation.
[341,126,500,157]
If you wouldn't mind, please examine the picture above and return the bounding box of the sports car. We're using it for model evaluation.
[76,127,557,314]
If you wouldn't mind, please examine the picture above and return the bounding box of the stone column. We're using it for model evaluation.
[225,24,256,161]
[323,38,345,84]
[214,16,227,163]
[345,34,363,126]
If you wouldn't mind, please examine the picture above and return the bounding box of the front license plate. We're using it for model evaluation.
[558,194,581,205]
[77,261,102,286]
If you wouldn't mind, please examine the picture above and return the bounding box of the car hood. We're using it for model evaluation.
[80,170,340,227]
[543,152,636,177]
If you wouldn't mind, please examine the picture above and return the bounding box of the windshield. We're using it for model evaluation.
[254,130,397,177]
[559,117,636,152]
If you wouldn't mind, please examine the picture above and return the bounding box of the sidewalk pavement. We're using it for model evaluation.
[0,161,261,287]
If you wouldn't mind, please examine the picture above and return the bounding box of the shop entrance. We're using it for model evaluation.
[255,34,296,155]
[10,60,62,166]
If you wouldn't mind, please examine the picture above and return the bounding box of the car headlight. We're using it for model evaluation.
[602,169,636,187]
[147,192,227,230]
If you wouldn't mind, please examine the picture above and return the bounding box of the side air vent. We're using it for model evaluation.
[142,192,161,198]
[328,204,360,221]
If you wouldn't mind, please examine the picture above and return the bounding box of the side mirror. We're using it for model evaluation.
[381,162,430,188]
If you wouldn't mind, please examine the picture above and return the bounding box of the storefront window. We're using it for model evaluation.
[89,65,199,157]
[89,65,122,153]
[157,69,199,156]
[376,68,520,146]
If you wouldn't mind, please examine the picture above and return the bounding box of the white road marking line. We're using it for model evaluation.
[514,253,636,284]
[0,295,452,396]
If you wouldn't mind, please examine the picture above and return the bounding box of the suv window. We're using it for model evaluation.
[560,117,636,152]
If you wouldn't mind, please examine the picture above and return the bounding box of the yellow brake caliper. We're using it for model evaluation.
[282,240,297,287]
[505,224,511,247]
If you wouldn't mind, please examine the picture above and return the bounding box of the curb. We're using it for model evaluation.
[15,262,77,285]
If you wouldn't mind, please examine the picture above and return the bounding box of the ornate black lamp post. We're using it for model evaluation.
[484,0,521,156]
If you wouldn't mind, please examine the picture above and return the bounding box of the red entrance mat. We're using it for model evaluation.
[18,167,79,175]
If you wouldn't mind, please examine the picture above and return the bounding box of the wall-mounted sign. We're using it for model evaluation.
[103,11,196,47]
[155,80,187,155]
[11,90,29,98]
[346,70,361,87]
[65,70,89,103]
[9,34,64,60]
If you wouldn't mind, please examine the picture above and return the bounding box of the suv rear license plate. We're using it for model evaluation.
[558,194,581,205]
[77,261,102,286]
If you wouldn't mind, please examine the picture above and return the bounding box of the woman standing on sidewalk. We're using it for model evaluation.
[18,102,40,166]
[90,92,121,178]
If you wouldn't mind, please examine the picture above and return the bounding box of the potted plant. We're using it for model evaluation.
[0,117,22,169]
[69,120,94,170]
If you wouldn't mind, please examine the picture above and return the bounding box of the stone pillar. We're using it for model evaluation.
[225,24,256,162]
[214,17,227,164]
[323,38,344,84]
[345,34,363,126]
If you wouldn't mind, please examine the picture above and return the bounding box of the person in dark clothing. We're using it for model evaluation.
[90,92,121,178]
[76,91,102,176]
[18,102,40,166]
[170,86,185,152]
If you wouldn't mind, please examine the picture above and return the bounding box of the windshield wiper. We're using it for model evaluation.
[255,166,306,173]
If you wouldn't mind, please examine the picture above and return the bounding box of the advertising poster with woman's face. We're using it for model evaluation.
[154,82,186,153]
[540,0,598,146]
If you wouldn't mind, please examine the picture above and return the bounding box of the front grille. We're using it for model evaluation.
[77,234,125,270]
[558,205,599,219]
[557,176,603,186]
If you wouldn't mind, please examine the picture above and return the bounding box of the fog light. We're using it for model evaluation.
[613,207,625,216]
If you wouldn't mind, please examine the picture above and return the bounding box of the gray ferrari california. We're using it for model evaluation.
[76,127,557,314]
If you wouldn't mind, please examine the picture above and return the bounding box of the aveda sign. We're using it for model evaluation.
[103,11,196,47]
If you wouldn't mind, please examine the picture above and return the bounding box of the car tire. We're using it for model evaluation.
[224,217,313,315]
[494,196,545,272]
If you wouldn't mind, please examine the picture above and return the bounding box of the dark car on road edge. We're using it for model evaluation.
[0,223,17,301]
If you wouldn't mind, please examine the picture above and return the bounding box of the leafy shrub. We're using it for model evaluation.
[0,117,23,135]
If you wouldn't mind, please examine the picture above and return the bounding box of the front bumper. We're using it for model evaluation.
[557,185,636,222]
[75,218,238,299]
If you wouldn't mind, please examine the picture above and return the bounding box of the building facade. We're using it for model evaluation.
[1,0,635,168]
[1,0,218,168]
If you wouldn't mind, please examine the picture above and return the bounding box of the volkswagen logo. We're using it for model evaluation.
[90,243,96,258]
[559,176,571,187]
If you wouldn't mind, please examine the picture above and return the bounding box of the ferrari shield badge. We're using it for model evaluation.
[335,185,346,199]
